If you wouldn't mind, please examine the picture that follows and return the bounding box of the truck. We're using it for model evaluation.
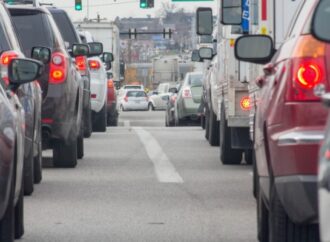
[74,20,121,85]
[152,56,179,88]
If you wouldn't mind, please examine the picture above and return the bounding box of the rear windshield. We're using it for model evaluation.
[127,91,146,97]
[188,74,203,86]
[51,11,79,48]
[124,86,142,89]
[10,11,54,57]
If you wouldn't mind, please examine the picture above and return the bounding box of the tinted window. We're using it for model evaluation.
[127,91,146,97]
[10,11,54,57]
[124,86,142,89]
[188,74,203,86]
[51,11,79,48]
[0,18,11,51]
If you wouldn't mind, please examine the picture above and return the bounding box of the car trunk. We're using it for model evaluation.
[190,86,202,103]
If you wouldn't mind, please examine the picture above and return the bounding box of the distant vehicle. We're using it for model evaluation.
[0,57,43,242]
[9,5,85,167]
[235,0,324,241]
[152,57,179,87]
[174,72,203,125]
[148,82,178,111]
[106,78,119,126]
[120,90,148,111]
[48,7,93,138]
[165,83,182,127]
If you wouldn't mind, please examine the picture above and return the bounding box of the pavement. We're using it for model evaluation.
[21,110,257,242]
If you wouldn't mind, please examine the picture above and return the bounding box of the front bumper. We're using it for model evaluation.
[275,175,317,224]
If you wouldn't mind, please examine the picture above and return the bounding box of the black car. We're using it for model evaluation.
[48,7,93,138]
[9,5,85,167]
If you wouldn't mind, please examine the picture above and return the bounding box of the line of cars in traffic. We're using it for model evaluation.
[193,0,330,241]
[0,0,118,241]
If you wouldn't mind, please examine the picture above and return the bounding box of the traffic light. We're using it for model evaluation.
[75,0,82,11]
[140,0,154,9]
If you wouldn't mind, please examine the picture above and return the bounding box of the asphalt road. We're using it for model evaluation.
[21,111,257,242]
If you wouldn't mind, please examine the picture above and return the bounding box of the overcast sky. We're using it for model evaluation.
[44,0,216,21]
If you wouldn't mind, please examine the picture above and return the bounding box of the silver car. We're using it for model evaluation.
[119,90,148,111]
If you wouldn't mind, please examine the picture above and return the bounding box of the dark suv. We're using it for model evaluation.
[48,7,92,138]
[9,5,84,167]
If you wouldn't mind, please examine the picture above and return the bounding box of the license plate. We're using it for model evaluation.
[135,101,140,104]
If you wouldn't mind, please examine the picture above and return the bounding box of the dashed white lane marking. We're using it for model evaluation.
[124,120,130,127]
[134,127,184,183]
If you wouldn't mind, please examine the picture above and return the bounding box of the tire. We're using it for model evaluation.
[83,105,92,138]
[148,103,155,111]
[257,190,269,242]
[53,139,77,168]
[208,109,220,146]
[107,112,118,127]
[201,115,205,129]
[0,146,16,242]
[77,136,84,159]
[268,187,320,242]
[253,150,258,199]
[175,117,185,126]
[204,105,210,140]
[24,144,34,196]
[14,179,24,239]
[93,103,107,132]
[220,104,243,165]
[245,149,253,165]
[33,139,42,184]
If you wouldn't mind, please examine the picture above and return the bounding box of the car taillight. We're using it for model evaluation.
[286,35,327,102]
[240,96,250,111]
[88,60,101,70]
[108,80,114,88]
[0,50,19,85]
[182,88,192,98]
[75,56,87,75]
[49,52,68,84]
[124,96,128,102]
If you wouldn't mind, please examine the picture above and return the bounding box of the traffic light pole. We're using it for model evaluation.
[120,29,172,39]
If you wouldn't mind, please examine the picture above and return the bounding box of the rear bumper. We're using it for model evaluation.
[275,175,318,224]
[179,99,200,118]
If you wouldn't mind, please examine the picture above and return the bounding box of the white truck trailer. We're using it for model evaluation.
[152,57,179,88]
[74,21,121,84]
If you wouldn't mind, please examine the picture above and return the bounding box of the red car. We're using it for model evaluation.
[106,75,118,126]
[235,0,324,241]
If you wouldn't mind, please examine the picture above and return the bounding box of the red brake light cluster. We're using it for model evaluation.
[182,87,192,98]
[0,50,20,85]
[75,56,87,75]
[49,52,68,84]
[88,60,101,70]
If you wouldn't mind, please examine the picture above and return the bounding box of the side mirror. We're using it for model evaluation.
[311,1,330,43]
[221,0,242,25]
[199,47,213,60]
[88,42,103,56]
[162,95,169,101]
[72,43,89,57]
[103,52,114,63]
[8,58,43,87]
[196,7,213,35]
[169,87,178,94]
[235,35,275,64]
[105,62,112,71]
[31,46,51,64]
[191,49,202,62]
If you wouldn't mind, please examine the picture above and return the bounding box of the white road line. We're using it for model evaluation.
[124,120,130,127]
[134,127,184,183]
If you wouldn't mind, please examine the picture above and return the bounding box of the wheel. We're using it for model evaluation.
[33,139,42,184]
[120,104,125,112]
[204,105,210,140]
[83,104,92,138]
[220,104,243,165]
[268,187,320,242]
[0,145,16,242]
[201,115,205,129]
[253,150,258,199]
[53,139,77,168]
[208,109,220,146]
[257,189,269,242]
[93,103,107,132]
[107,111,118,126]
[245,149,253,165]
[14,179,24,239]
[24,144,34,196]
[148,103,155,111]
[169,111,175,127]
[77,136,84,159]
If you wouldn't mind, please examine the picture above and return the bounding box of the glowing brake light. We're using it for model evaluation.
[88,60,101,70]
[240,96,250,111]
[1,51,19,65]
[296,62,322,89]
[75,56,87,75]
[49,52,67,84]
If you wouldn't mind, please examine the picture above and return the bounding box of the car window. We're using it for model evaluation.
[51,11,80,48]
[0,15,11,52]
[189,74,203,86]
[124,86,141,89]
[0,5,20,51]
[10,10,55,56]
[127,91,146,97]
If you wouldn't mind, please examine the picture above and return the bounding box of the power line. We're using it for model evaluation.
[55,0,139,9]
